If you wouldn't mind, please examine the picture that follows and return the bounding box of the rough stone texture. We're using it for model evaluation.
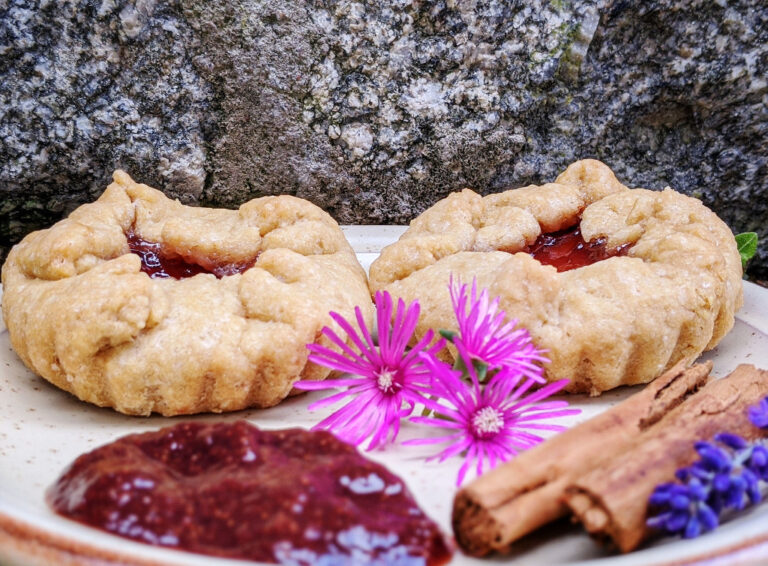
[1,0,766,278]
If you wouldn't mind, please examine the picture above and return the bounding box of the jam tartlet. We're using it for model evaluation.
[1,171,373,415]
[369,160,743,395]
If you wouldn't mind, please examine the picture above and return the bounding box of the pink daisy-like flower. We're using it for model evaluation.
[294,290,444,450]
[406,342,579,485]
[450,276,548,382]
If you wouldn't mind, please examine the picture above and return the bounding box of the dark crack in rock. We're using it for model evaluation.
[1,0,767,278]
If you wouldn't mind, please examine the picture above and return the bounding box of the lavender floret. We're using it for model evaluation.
[748,397,768,429]
[747,445,768,480]
[646,479,719,538]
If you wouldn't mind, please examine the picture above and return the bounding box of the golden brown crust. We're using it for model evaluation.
[1,171,372,416]
[369,159,743,394]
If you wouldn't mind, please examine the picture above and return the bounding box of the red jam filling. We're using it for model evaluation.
[528,225,630,272]
[126,231,256,279]
[48,421,452,565]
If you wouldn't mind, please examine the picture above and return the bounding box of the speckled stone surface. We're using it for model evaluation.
[1,0,766,277]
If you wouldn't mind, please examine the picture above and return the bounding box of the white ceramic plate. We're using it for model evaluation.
[1,226,767,566]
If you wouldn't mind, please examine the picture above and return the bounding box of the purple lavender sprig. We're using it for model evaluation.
[646,396,768,539]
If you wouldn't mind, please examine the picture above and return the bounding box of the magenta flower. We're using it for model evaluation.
[405,342,579,485]
[450,276,548,382]
[294,291,444,450]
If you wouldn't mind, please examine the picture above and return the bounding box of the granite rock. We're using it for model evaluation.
[1,0,766,277]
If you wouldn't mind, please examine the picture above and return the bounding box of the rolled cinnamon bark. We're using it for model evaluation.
[452,360,711,556]
[564,364,768,553]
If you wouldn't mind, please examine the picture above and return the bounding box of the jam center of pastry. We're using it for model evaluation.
[126,231,256,279]
[529,225,630,272]
[48,421,452,565]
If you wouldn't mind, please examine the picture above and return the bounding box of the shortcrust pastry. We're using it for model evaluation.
[369,160,743,394]
[1,171,372,415]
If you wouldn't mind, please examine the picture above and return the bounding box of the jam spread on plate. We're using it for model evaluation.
[48,421,452,565]
[527,225,631,272]
[126,231,256,279]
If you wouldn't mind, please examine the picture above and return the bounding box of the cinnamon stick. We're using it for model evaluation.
[564,364,768,553]
[452,360,711,556]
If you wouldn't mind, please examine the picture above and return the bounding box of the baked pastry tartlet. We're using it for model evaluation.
[1,171,373,416]
[369,160,743,395]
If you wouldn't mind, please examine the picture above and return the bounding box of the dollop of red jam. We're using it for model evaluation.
[48,421,452,565]
[126,231,256,279]
[527,225,630,272]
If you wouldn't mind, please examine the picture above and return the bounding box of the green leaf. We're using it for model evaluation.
[735,232,758,270]
[439,329,458,342]
[452,354,467,374]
